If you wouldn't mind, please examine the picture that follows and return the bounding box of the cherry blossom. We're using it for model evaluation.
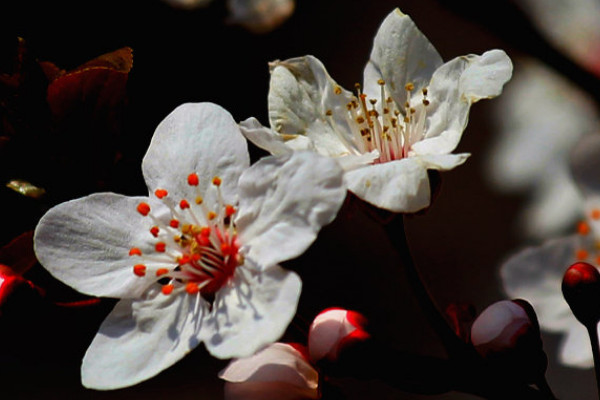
[241,8,512,212]
[33,102,346,389]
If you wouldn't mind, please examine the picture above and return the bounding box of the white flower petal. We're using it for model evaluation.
[345,158,430,213]
[412,50,512,155]
[519,168,583,239]
[34,193,162,299]
[81,287,209,389]
[268,56,357,157]
[363,8,443,106]
[336,150,380,171]
[239,117,296,156]
[416,152,470,171]
[236,152,345,268]
[559,324,594,368]
[487,60,595,191]
[202,265,302,359]
[219,343,318,389]
[500,236,578,333]
[142,102,250,204]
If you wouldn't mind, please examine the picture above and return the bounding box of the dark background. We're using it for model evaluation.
[0,0,595,398]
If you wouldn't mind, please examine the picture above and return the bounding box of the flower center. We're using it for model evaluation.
[130,174,242,300]
[328,80,430,163]
[574,207,600,265]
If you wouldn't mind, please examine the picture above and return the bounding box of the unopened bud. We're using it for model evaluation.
[219,343,319,400]
[471,300,547,383]
[308,308,369,363]
[562,262,600,325]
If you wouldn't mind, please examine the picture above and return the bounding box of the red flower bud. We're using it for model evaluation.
[562,262,600,325]
[308,308,369,363]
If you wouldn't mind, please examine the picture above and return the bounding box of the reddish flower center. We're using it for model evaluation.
[130,174,242,300]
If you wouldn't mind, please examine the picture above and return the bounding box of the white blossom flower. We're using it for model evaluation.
[501,134,600,368]
[515,0,600,75]
[240,8,512,213]
[486,59,600,239]
[33,102,346,389]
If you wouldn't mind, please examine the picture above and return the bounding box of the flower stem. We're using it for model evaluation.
[587,323,600,399]
[382,214,479,362]
[536,376,558,400]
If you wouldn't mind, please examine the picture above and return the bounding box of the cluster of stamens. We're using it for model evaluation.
[574,208,600,263]
[130,174,242,299]
[327,80,430,163]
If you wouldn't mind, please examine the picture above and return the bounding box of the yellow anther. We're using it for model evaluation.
[195,196,203,205]
[325,109,333,116]
[405,82,415,91]
[377,79,385,85]
[334,86,342,95]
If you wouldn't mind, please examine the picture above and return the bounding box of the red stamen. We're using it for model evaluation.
[155,242,167,252]
[200,226,211,236]
[188,173,199,186]
[592,209,600,220]
[207,211,217,220]
[212,176,222,186]
[196,234,210,246]
[180,199,190,209]
[578,221,590,235]
[137,202,151,216]
[178,255,191,265]
[576,249,589,260]
[133,264,146,277]
[155,189,168,199]
[150,226,160,237]
[185,283,199,295]
[221,242,232,256]
[156,268,169,277]
[161,284,174,295]
[129,247,142,256]
[225,205,236,217]
[170,219,180,228]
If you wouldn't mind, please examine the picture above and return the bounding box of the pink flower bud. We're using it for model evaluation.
[219,343,319,400]
[308,308,369,364]
[562,262,600,325]
[470,300,547,383]
[471,300,532,352]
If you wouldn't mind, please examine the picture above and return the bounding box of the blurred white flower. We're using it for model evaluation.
[501,134,600,368]
[486,59,600,239]
[162,0,294,33]
[515,0,600,75]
